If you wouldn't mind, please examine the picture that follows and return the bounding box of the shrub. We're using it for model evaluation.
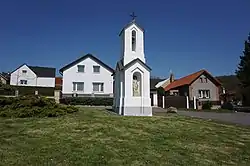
[221,102,234,110]
[60,97,113,106]
[0,96,78,118]
[0,84,15,95]
[202,101,212,110]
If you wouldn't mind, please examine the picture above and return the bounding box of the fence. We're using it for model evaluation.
[165,96,186,108]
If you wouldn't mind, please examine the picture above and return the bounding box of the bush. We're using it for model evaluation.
[0,96,78,118]
[202,101,212,110]
[221,102,234,110]
[60,97,113,106]
[0,83,15,96]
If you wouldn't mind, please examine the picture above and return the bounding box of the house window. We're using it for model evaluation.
[198,90,210,99]
[199,78,203,83]
[93,83,104,92]
[73,82,84,91]
[93,66,100,73]
[22,70,27,74]
[77,65,85,72]
[20,80,27,85]
[204,78,208,83]
[132,30,136,51]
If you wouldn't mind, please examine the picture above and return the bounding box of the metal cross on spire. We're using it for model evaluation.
[130,12,137,21]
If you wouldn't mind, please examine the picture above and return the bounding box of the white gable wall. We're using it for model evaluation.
[10,65,55,87]
[10,65,37,86]
[62,57,113,95]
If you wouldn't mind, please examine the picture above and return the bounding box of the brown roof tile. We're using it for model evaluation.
[164,70,221,91]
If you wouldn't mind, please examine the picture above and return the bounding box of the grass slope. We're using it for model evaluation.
[1,108,250,166]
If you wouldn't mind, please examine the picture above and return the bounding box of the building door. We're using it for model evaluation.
[158,94,163,108]
[150,93,154,106]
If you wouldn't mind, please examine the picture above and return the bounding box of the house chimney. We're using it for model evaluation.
[170,70,174,83]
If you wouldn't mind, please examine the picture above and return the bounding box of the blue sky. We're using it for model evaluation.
[0,0,249,78]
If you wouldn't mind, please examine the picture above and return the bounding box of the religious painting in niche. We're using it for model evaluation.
[132,30,136,51]
[133,72,141,96]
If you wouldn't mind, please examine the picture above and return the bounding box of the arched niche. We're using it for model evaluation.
[132,71,141,96]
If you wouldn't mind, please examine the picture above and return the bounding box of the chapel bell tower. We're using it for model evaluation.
[113,12,152,116]
[119,12,145,66]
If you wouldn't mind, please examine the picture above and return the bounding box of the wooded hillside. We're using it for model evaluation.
[215,75,240,95]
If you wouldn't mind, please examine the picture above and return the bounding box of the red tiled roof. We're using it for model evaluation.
[164,70,221,91]
[55,77,62,86]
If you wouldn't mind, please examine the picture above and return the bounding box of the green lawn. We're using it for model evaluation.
[1,108,250,166]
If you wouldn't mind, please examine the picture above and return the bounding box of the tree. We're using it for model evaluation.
[236,33,250,106]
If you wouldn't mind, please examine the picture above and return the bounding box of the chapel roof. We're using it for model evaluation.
[119,17,144,36]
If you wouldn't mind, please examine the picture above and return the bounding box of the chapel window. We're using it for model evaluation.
[132,30,136,51]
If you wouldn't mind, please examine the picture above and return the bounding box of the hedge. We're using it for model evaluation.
[0,85,54,96]
[60,97,113,106]
[0,95,78,118]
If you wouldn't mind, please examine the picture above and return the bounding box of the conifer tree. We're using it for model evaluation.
[236,33,250,106]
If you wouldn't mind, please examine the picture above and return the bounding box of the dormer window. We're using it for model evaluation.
[132,30,136,51]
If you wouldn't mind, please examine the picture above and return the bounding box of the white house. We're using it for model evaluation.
[150,73,175,107]
[113,16,152,116]
[10,64,55,87]
[0,73,8,85]
[150,78,166,107]
[59,54,114,97]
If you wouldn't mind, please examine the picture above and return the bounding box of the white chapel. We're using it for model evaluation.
[113,13,152,116]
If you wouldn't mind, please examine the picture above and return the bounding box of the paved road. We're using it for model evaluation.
[153,107,250,126]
